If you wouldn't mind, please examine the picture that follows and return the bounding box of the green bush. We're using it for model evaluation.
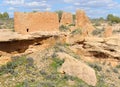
[26,57,34,68]
[68,23,75,26]
[51,57,64,69]
[92,28,104,36]
[59,25,70,32]
[89,63,102,71]
[0,12,9,19]
[15,82,24,87]
[71,28,82,35]
[113,68,118,73]
[107,14,120,23]
[116,64,120,68]
[0,56,26,75]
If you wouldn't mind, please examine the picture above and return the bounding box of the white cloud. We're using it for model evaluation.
[64,0,74,3]
[4,0,24,5]
[74,2,80,6]
[26,1,40,7]
[1,0,120,18]
[45,7,51,11]
[8,7,16,10]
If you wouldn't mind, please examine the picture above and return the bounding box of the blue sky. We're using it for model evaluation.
[0,0,120,18]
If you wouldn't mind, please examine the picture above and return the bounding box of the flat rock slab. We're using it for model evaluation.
[57,52,97,86]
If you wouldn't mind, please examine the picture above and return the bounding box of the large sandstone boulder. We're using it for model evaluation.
[60,12,73,25]
[104,25,113,37]
[57,52,97,86]
[76,10,95,36]
[14,12,59,34]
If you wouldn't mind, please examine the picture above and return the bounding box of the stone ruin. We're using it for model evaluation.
[14,12,59,34]
[60,12,73,25]
[14,10,95,35]
[104,25,113,37]
[76,10,95,36]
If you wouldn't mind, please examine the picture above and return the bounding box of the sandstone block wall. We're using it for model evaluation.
[14,12,59,34]
[60,12,73,25]
[76,10,95,36]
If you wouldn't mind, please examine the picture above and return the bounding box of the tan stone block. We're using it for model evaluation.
[14,12,59,34]
[60,12,73,25]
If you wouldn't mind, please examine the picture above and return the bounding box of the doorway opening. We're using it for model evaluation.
[26,28,29,32]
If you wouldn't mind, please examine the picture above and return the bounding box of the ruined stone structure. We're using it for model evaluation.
[76,10,95,36]
[14,12,59,34]
[14,10,95,35]
[104,25,113,37]
[60,12,73,25]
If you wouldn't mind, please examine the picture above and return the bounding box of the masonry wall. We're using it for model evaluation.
[76,10,95,36]
[60,12,73,25]
[14,12,59,34]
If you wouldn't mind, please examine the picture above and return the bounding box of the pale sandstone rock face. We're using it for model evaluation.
[14,12,59,34]
[104,26,113,37]
[57,52,97,86]
[60,12,73,25]
[76,10,95,36]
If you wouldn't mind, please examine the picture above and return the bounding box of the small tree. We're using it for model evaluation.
[107,14,120,23]
[0,13,3,19]
[2,12,9,19]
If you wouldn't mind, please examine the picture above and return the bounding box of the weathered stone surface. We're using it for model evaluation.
[57,52,97,86]
[60,12,73,25]
[14,12,59,34]
[76,10,95,36]
[0,56,11,66]
[104,26,113,37]
[66,34,84,44]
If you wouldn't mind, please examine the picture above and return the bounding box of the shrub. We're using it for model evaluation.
[23,79,30,87]
[0,56,26,75]
[51,57,64,69]
[59,25,70,32]
[89,63,102,71]
[118,76,120,79]
[116,64,120,68]
[38,82,55,87]
[71,28,82,35]
[68,24,75,26]
[0,26,2,29]
[63,74,75,81]
[39,69,47,75]
[15,82,24,87]
[0,61,17,75]
[94,22,101,26]
[96,75,108,87]
[92,28,104,36]
[113,68,118,73]
[26,57,34,68]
